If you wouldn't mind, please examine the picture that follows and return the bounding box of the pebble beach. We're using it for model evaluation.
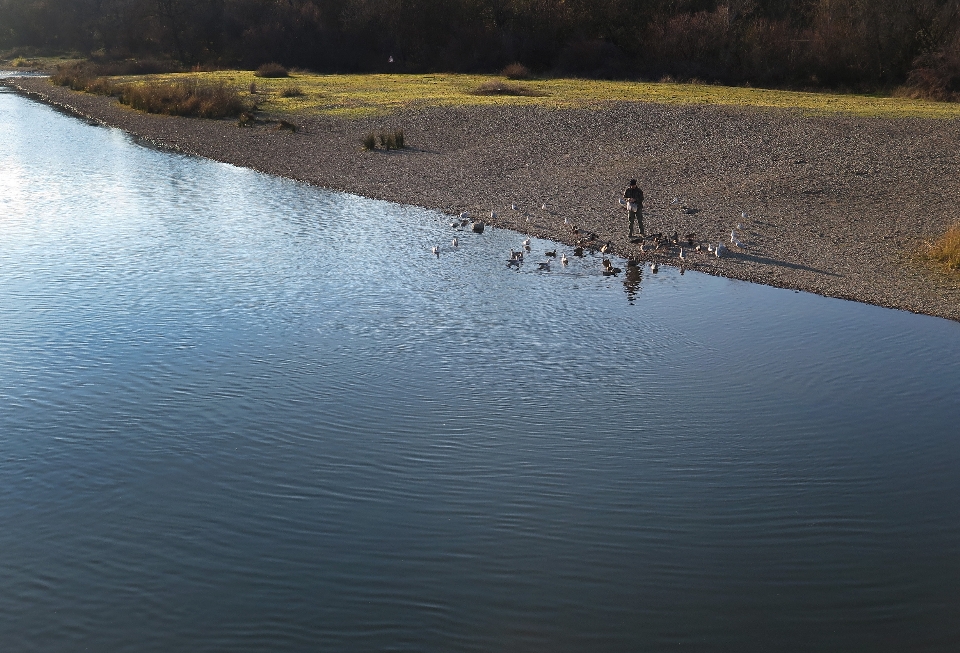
[6,75,960,322]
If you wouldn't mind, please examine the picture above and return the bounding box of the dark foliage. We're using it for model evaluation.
[5,0,960,97]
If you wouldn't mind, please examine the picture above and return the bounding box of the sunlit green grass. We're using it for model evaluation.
[109,70,960,119]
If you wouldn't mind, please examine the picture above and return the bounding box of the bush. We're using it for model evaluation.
[120,80,247,118]
[362,133,377,150]
[898,44,960,102]
[255,62,288,78]
[279,85,305,97]
[928,225,960,271]
[365,129,405,150]
[501,63,532,80]
[471,81,544,96]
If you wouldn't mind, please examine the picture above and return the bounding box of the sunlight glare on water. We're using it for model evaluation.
[1,80,959,653]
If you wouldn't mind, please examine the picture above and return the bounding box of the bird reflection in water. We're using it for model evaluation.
[623,261,643,304]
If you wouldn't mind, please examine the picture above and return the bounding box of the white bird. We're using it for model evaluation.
[522,238,531,246]
[618,198,626,206]
[561,253,569,265]
[525,216,531,223]
[716,243,726,258]
[741,211,748,220]
[671,197,680,205]
[679,248,686,261]
[490,211,497,219]
[388,55,394,63]
[541,203,547,210]
[431,245,440,255]
[651,262,659,273]
[564,217,570,225]
[731,229,738,243]
[459,212,469,220]
[707,244,715,253]
[511,203,518,210]
[449,222,458,228]
[452,237,459,247]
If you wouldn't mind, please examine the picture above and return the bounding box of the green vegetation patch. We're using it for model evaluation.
[73,69,960,120]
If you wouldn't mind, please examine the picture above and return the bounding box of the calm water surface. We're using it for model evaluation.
[1,80,959,652]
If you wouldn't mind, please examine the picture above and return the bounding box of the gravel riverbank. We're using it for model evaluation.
[5,75,960,322]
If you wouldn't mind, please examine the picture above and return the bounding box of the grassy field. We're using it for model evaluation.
[108,70,960,120]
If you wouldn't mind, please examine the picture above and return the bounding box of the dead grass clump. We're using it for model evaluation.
[120,80,246,118]
[501,63,532,80]
[471,80,544,96]
[927,225,960,271]
[255,62,289,78]
[365,129,405,150]
[279,85,305,97]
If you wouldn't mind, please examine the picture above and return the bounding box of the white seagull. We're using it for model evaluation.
[561,253,569,265]
[511,203,518,210]
[522,238,531,247]
[651,261,659,273]
[432,245,440,255]
[679,248,687,261]
[716,243,726,258]
[452,237,459,247]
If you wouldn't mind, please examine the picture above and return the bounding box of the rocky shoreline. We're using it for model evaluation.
[5,75,960,322]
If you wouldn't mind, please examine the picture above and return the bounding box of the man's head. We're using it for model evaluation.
[629,179,637,186]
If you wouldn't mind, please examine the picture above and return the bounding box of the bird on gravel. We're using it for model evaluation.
[618,198,626,206]
[526,216,531,223]
[716,243,726,258]
[600,243,611,254]
[460,212,470,220]
[490,211,497,220]
[679,248,687,262]
[731,229,738,243]
[671,197,679,206]
[707,244,715,253]
[512,203,518,210]
[541,203,547,210]
[741,211,748,222]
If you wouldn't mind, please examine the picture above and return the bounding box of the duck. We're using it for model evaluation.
[695,244,703,252]
[459,212,470,220]
[600,243,611,254]
[452,237,459,247]
[522,238,531,247]
[544,250,557,257]
[685,232,696,245]
[431,245,440,255]
[650,261,659,273]
[561,253,569,265]
[573,246,584,257]
[538,261,550,271]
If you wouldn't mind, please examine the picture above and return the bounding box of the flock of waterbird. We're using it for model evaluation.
[431,199,751,276]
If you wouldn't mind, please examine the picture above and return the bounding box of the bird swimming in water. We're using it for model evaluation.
[522,238,531,247]
[432,245,440,255]
[538,261,550,271]
[561,253,569,265]
[452,237,459,247]
[545,250,557,257]
[460,212,469,220]
[650,261,659,273]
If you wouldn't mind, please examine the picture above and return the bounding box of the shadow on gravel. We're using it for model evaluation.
[733,251,842,276]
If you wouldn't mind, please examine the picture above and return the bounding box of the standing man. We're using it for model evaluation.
[624,179,644,237]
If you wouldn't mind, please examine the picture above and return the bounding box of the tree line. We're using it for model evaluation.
[3,0,960,98]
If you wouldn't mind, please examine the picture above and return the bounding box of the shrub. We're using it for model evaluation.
[393,128,404,149]
[362,133,377,150]
[249,81,257,94]
[120,80,247,118]
[928,225,960,271]
[471,81,544,96]
[501,63,532,80]
[378,131,395,149]
[279,85,305,97]
[255,62,288,78]
[366,129,404,150]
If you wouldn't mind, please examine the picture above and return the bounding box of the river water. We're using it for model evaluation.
[1,79,959,652]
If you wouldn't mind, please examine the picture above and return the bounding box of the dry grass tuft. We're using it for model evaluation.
[927,225,960,271]
[471,80,545,97]
[120,80,247,118]
[501,63,532,80]
[255,63,289,78]
[279,85,305,97]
